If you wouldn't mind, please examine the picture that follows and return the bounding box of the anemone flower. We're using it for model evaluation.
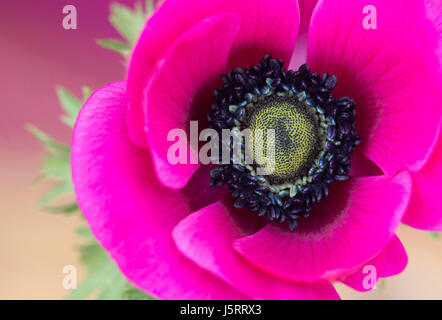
[71,0,442,299]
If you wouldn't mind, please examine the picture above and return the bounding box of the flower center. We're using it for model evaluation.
[208,55,360,230]
[245,94,322,184]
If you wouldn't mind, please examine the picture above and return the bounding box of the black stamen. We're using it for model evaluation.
[208,55,360,231]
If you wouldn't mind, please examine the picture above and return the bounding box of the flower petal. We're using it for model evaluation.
[127,0,300,148]
[145,13,241,189]
[401,0,442,231]
[349,150,383,177]
[403,125,442,231]
[233,172,412,282]
[426,0,442,59]
[289,0,319,70]
[307,0,442,175]
[340,235,407,292]
[172,200,339,299]
[72,82,247,299]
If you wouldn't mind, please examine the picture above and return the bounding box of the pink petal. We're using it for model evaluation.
[349,150,383,177]
[71,82,247,299]
[289,0,319,70]
[127,0,300,148]
[233,173,412,282]
[172,200,339,299]
[426,0,442,60]
[145,13,240,189]
[307,0,442,175]
[340,235,408,292]
[403,125,442,231]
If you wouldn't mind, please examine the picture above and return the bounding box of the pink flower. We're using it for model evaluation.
[71,0,442,299]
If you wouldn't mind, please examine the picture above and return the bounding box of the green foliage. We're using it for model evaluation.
[97,0,155,57]
[430,232,440,239]
[27,85,91,212]
[121,285,156,300]
[67,228,130,300]
[66,227,155,300]
[30,1,156,299]
[27,124,75,213]
[57,86,91,128]
[96,39,131,57]
[30,91,152,300]
[27,86,90,213]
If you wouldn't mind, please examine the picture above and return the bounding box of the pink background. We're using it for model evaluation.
[0,0,441,299]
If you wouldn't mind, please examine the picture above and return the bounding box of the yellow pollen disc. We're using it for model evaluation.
[247,96,320,182]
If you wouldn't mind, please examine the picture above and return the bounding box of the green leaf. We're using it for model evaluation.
[98,1,154,57]
[41,151,71,181]
[67,238,155,300]
[28,85,90,212]
[378,278,387,292]
[67,228,157,300]
[31,1,160,300]
[56,86,83,128]
[146,0,154,15]
[76,226,94,239]
[28,123,74,211]
[121,284,156,300]
[430,232,440,239]
[38,181,72,207]
[97,39,130,57]
[67,240,117,299]
[45,202,79,214]
[27,125,69,155]
[82,86,92,101]
[109,2,146,46]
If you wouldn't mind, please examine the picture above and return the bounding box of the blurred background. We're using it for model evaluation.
[0,0,441,300]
